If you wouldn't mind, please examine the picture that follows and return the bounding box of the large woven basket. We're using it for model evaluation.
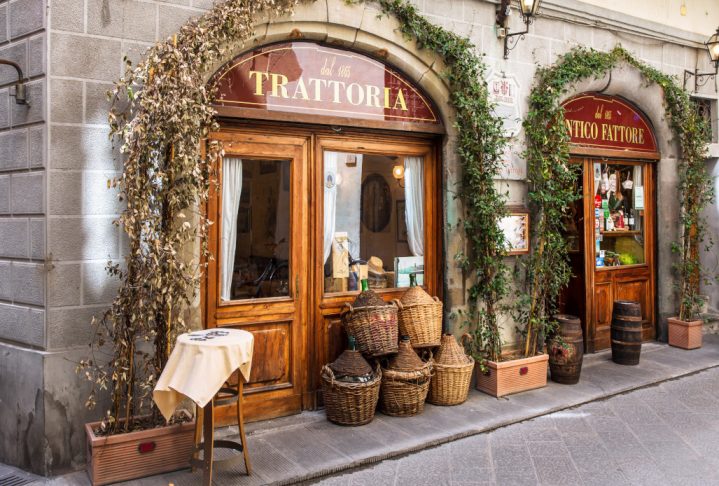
[380,338,432,417]
[428,334,474,406]
[321,365,381,426]
[394,287,442,348]
[342,303,399,357]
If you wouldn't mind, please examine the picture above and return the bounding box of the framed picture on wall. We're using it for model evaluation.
[499,208,529,255]
[397,200,408,243]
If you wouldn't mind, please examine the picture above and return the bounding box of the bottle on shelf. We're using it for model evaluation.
[409,273,417,287]
[628,209,635,230]
[360,278,369,292]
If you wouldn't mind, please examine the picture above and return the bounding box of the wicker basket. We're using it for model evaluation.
[380,338,432,417]
[428,334,474,406]
[321,365,381,426]
[394,287,442,348]
[342,303,399,357]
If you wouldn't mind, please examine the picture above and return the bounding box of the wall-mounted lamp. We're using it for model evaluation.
[497,0,542,60]
[0,59,28,104]
[684,27,719,93]
[392,163,405,188]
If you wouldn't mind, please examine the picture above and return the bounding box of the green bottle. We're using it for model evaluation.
[348,335,357,350]
[409,273,417,287]
[360,278,369,291]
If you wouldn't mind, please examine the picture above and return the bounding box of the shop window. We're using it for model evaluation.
[220,157,291,301]
[323,151,424,293]
[593,161,646,268]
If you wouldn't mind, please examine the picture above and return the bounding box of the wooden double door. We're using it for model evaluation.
[204,124,440,422]
[562,157,656,352]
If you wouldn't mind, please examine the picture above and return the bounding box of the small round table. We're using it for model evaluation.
[153,328,254,485]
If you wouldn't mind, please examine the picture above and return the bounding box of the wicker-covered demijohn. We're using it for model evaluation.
[393,285,442,348]
[321,336,381,426]
[380,337,432,417]
[428,334,474,406]
[342,289,398,357]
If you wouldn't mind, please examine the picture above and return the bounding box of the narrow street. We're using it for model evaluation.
[314,367,719,486]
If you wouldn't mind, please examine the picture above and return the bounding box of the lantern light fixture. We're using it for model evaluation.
[496,0,543,60]
[392,163,405,187]
[683,27,719,93]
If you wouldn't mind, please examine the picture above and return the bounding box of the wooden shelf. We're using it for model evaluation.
[599,230,641,237]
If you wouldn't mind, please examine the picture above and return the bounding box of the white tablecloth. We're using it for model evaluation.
[153,329,254,421]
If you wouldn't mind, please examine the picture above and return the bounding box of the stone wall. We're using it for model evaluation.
[0,0,717,475]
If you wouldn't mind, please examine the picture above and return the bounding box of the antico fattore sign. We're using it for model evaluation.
[212,42,440,128]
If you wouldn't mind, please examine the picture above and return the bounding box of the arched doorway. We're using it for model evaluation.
[559,93,659,353]
[203,41,444,422]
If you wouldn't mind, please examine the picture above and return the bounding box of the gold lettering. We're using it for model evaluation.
[366,85,381,108]
[249,70,268,96]
[565,119,573,137]
[292,77,309,100]
[326,80,345,103]
[307,78,326,101]
[393,89,408,111]
[321,57,335,76]
[346,83,364,106]
[384,87,391,109]
[595,104,604,120]
[271,73,289,98]
[590,122,598,139]
[638,128,645,145]
[602,123,612,141]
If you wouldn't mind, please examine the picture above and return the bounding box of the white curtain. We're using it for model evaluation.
[404,156,424,256]
[323,151,340,264]
[221,157,243,301]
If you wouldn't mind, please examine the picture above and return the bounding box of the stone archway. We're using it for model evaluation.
[560,61,682,340]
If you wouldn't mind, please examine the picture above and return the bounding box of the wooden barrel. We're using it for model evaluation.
[548,314,584,384]
[611,300,642,365]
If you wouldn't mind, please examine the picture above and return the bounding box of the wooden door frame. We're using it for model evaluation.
[204,130,311,423]
[576,154,658,352]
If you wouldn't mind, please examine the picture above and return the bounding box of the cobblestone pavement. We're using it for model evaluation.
[312,367,719,486]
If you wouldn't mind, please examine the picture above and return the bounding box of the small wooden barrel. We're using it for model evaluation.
[548,314,584,384]
[611,300,642,365]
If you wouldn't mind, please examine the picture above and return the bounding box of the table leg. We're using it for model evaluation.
[202,398,214,486]
[192,403,203,472]
[237,378,252,475]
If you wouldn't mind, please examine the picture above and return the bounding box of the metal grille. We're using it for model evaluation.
[692,97,714,143]
[0,474,35,486]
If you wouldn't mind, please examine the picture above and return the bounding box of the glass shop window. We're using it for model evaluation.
[323,151,425,293]
[593,161,646,268]
[220,157,291,301]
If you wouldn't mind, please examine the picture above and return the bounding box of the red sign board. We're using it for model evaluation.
[561,94,657,153]
[212,42,440,127]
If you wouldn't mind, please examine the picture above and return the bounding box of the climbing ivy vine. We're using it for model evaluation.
[522,45,713,355]
[80,0,510,433]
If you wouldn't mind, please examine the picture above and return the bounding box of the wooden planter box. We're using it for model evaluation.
[475,353,549,397]
[668,317,703,350]
[86,416,195,486]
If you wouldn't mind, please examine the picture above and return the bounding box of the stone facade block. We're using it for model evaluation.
[11,262,45,306]
[120,40,153,69]
[47,304,104,349]
[0,303,45,347]
[0,261,11,300]
[191,0,215,10]
[50,33,121,81]
[47,216,118,261]
[11,171,44,214]
[28,33,46,78]
[158,5,199,40]
[87,0,158,42]
[49,125,117,170]
[82,260,120,305]
[49,0,85,33]
[0,218,29,258]
[28,125,45,168]
[0,4,7,43]
[47,262,81,307]
[0,175,10,213]
[11,79,45,126]
[0,40,28,87]
[0,129,28,171]
[48,171,81,215]
[29,217,45,259]
[84,82,113,125]
[50,78,83,123]
[9,0,45,39]
[50,171,120,215]
[0,88,10,129]
[422,0,463,21]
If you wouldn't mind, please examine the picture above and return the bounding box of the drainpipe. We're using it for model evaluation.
[0,59,28,104]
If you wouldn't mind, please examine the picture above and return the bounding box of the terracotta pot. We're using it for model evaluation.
[474,353,548,397]
[86,414,195,486]
[668,317,703,350]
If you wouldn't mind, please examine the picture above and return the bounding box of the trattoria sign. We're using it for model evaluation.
[561,94,657,153]
[212,42,440,128]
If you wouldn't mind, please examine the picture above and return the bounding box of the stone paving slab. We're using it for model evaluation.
[30,336,719,486]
